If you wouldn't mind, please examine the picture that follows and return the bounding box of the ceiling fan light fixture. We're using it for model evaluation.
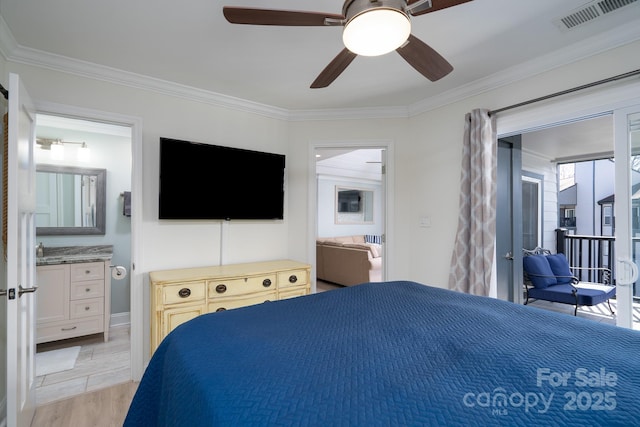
[343,8,411,57]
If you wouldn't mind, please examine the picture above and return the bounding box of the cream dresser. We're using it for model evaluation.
[150,259,311,354]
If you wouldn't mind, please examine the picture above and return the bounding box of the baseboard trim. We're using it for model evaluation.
[110,312,130,327]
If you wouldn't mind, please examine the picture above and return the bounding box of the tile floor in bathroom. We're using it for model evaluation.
[35,324,131,406]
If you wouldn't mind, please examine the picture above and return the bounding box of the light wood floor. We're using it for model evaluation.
[31,381,138,427]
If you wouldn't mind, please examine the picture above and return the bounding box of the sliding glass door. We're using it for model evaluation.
[614,106,640,329]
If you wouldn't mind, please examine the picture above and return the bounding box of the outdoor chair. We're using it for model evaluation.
[522,247,616,316]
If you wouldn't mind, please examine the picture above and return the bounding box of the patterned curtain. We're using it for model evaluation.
[448,109,497,296]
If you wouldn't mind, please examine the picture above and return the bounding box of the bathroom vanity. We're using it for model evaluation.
[35,245,113,344]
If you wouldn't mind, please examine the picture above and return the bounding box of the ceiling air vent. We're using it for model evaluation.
[554,0,638,30]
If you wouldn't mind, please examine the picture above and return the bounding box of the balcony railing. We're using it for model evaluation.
[555,228,614,283]
[555,228,640,297]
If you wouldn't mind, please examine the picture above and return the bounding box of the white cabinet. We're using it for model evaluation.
[36,261,111,344]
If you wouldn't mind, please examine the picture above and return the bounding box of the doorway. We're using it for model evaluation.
[33,113,133,404]
[311,142,393,291]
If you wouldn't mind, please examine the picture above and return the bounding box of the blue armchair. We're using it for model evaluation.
[522,248,616,316]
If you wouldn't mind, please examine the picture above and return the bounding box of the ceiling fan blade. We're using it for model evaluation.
[311,49,357,89]
[408,0,473,17]
[396,34,453,82]
[223,7,344,26]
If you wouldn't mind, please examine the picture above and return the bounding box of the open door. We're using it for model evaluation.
[496,136,523,302]
[4,73,38,426]
[614,105,640,329]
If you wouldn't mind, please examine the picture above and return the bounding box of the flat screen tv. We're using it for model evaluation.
[159,137,285,220]
[337,190,361,213]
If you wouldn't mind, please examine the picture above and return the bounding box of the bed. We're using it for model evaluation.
[125,281,640,426]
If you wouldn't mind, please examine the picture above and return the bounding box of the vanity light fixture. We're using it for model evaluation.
[36,138,91,162]
[76,142,90,162]
[50,140,65,160]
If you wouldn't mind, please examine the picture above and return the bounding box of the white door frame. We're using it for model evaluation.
[308,140,395,291]
[497,79,640,138]
[34,101,145,380]
[613,105,640,328]
[497,78,640,326]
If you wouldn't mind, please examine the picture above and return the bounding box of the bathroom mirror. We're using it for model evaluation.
[35,164,106,235]
[335,186,374,224]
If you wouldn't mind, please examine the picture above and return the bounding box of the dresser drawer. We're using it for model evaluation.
[208,274,276,297]
[37,316,104,344]
[70,280,104,300]
[279,286,309,300]
[277,269,309,288]
[163,281,206,305]
[208,291,277,312]
[70,297,104,319]
[70,262,105,282]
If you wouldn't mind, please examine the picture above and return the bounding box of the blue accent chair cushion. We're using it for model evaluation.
[546,253,574,284]
[528,283,616,306]
[523,255,556,288]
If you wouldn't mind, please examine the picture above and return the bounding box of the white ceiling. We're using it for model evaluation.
[317,148,383,182]
[522,115,614,162]
[1,0,639,112]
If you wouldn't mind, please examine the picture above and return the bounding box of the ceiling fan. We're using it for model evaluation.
[223,0,472,88]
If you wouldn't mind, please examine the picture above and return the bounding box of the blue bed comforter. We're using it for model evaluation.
[125,281,640,426]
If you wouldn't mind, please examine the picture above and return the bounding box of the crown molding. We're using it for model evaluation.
[0,15,17,61]
[0,14,638,122]
[409,19,640,116]
[288,105,410,121]
[0,15,290,121]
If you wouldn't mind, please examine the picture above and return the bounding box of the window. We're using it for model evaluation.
[603,205,612,226]
[522,174,543,250]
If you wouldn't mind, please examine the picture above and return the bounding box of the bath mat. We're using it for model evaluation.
[36,346,81,377]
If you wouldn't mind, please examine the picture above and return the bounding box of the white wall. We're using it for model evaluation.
[4,65,292,274]
[316,175,382,238]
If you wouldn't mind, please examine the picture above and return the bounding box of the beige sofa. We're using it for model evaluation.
[316,235,382,286]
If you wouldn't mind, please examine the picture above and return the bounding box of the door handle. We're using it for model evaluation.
[504,251,514,260]
[0,289,6,296]
[616,258,639,286]
[18,284,38,297]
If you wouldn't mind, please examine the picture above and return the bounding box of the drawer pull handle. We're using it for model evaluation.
[216,284,227,294]
[85,306,90,311]
[85,270,91,274]
[178,288,191,298]
[288,275,298,283]
[216,307,226,312]
[86,288,91,292]
[61,326,77,331]
[262,279,272,287]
